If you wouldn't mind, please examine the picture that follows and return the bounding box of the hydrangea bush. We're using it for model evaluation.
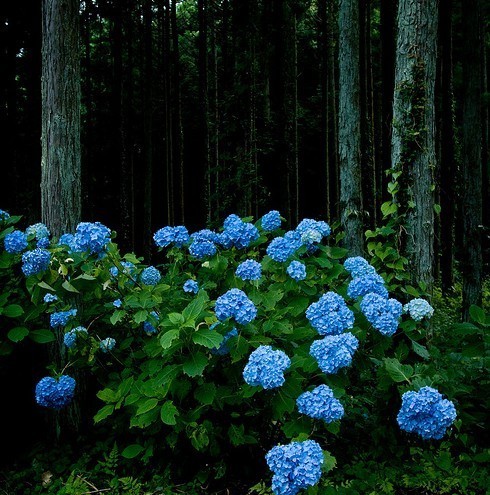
[0,209,465,493]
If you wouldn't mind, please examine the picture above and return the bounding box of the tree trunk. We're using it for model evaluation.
[338,0,364,255]
[391,0,438,292]
[41,0,81,236]
[461,0,483,318]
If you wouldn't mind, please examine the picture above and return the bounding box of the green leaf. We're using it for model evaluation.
[327,246,348,259]
[110,309,126,325]
[94,405,114,423]
[168,312,184,325]
[228,424,246,446]
[160,329,180,349]
[183,352,208,377]
[7,326,29,343]
[469,305,486,326]
[134,310,149,324]
[62,280,79,293]
[433,203,442,214]
[97,388,118,403]
[192,328,223,349]
[38,281,55,291]
[271,390,295,418]
[136,398,159,416]
[194,383,216,405]
[121,444,144,459]
[182,292,208,322]
[411,340,430,360]
[29,329,55,344]
[384,358,413,383]
[322,451,337,473]
[160,401,179,425]
[3,304,24,318]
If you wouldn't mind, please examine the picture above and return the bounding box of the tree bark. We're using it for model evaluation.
[41,0,81,236]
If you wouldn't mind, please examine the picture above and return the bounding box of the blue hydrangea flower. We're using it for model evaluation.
[266,440,324,495]
[296,219,331,244]
[26,223,50,242]
[347,272,388,299]
[58,233,77,251]
[37,237,50,248]
[211,326,238,356]
[261,210,282,231]
[344,256,376,277]
[310,332,359,374]
[43,293,58,303]
[360,292,403,336]
[404,298,434,321]
[183,279,199,294]
[296,384,344,423]
[243,345,291,389]
[50,309,77,328]
[21,248,51,276]
[100,337,116,353]
[189,240,217,259]
[306,292,354,336]
[0,209,10,221]
[287,261,306,281]
[4,230,28,254]
[267,236,298,263]
[113,299,122,308]
[235,259,262,281]
[215,288,257,325]
[72,222,111,254]
[223,214,241,229]
[35,375,76,409]
[154,225,190,248]
[63,326,88,349]
[397,387,457,440]
[143,311,159,335]
[140,266,161,285]
[109,261,136,279]
[218,215,259,249]
[191,229,220,244]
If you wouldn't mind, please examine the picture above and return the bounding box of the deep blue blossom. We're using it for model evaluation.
[310,332,359,374]
[140,266,161,285]
[63,326,88,349]
[113,299,122,308]
[26,223,50,242]
[21,248,51,276]
[296,384,344,423]
[211,326,238,356]
[109,261,136,279]
[154,225,190,248]
[261,210,282,231]
[4,230,28,254]
[347,272,388,299]
[73,222,111,254]
[306,292,354,335]
[265,440,324,495]
[344,256,376,277]
[267,236,298,263]
[361,292,403,336]
[218,216,259,249]
[235,259,262,281]
[100,337,116,353]
[58,233,77,251]
[223,214,241,229]
[183,279,199,294]
[191,229,220,244]
[215,288,257,325]
[35,375,76,409]
[43,293,58,303]
[37,237,50,248]
[287,261,306,281]
[397,387,457,440]
[404,298,434,322]
[243,345,291,389]
[296,218,331,238]
[189,240,217,259]
[50,309,77,328]
[0,209,10,221]
[143,311,159,335]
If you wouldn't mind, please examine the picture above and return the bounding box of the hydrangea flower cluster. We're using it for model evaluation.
[286,261,306,281]
[261,210,282,231]
[347,272,388,299]
[296,384,344,423]
[35,375,76,409]
[113,299,122,308]
[397,387,457,440]
[404,298,434,322]
[26,223,51,248]
[0,209,10,220]
[64,326,88,349]
[211,326,238,356]
[344,256,376,277]
[109,261,136,279]
[310,332,359,374]
[100,337,116,353]
[143,311,159,335]
[154,225,190,248]
[218,214,259,249]
[243,345,291,389]
[295,218,331,239]
[189,239,217,259]
[360,292,403,336]
[265,440,324,495]
[140,266,161,285]
[183,279,199,294]
[43,293,58,303]
[215,288,257,325]
[267,236,300,262]
[4,230,28,254]
[72,222,111,254]
[50,309,77,328]
[306,292,354,335]
[21,248,51,276]
[235,259,262,281]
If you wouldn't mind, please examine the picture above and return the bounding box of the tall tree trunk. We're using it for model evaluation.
[41,0,81,236]
[338,0,364,255]
[461,0,483,318]
[391,0,438,292]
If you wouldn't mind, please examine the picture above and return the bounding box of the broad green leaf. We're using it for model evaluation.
[121,444,144,459]
[3,304,24,318]
[183,352,208,377]
[7,326,29,343]
[384,358,413,383]
[228,424,246,446]
[411,340,430,360]
[160,400,179,425]
[192,328,223,349]
[38,281,55,291]
[168,312,184,325]
[110,309,126,325]
[136,398,159,416]
[29,329,55,343]
[194,383,216,405]
[62,280,79,293]
[97,388,118,403]
[322,451,337,473]
[182,292,208,322]
[469,305,486,326]
[134,310,149,324]
[94,405,114,423]
[160,329,180,349]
